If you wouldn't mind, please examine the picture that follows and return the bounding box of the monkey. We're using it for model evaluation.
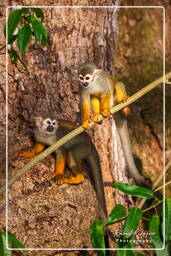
[20,113,108,224]
[20,113,58,159]
[77,62,147,186]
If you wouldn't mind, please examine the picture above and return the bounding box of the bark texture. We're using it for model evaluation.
[0,0,129,253]
[0,0,169,255]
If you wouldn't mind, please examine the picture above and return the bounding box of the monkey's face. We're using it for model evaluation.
[78,63,97,88]
[35,117,58,135]
[78,73,93,88]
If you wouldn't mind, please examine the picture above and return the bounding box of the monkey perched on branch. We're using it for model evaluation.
[77,62,147,186]
[20,113,108,224]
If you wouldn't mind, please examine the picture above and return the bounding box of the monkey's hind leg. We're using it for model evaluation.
[54,150,66,185]
[62,151,85,184]
[20,143,45,158]
[115,81,130,116]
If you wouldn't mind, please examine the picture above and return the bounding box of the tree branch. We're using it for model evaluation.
[0,71,171,194]
[138,161,171,209]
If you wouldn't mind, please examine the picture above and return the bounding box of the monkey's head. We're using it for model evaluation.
[78,63,97,88]
[34,113,58,135]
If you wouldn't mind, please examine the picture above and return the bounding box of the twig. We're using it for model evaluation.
[142,199,163,213]
[154,180,171,192]
[138,161,171,209]
[165,79,171,84]
[0,71,171,194]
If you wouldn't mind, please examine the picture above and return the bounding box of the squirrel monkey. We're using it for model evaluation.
[20,113,108,224]
[78,63,146,186]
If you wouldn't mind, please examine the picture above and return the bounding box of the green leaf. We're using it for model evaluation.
[123,208,142,236]
[0,233,3,256]
[117,242,137,256]
[5,9,22,39]
[8,35,17,45]
[108,204,127,225]
[149,215,163,251]
[157,245,170,256]
[112,182,153,199]
[165,198,171,241]
[30,16,47,45]
[32,8,44,22]
[17,24,32,53]
[9,48,29,73]
[22,8,31,16]
[8,232,26,249]
[41,34,47,46]
[10,48,19,64]
[90,220,106,256]
[1,232,12,256]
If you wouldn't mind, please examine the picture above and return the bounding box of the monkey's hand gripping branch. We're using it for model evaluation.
[0,71,171,194]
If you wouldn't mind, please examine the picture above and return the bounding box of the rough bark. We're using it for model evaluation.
[0,0,130,253]
[0,0,169,254]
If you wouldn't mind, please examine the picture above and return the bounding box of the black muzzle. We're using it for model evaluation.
[47,125,54,132]
[81,82,89,88]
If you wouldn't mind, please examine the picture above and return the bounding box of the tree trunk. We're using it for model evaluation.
[0,0,146,253]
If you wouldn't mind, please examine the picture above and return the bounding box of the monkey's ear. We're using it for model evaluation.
[33,117,43,128]
[74,69,78,75]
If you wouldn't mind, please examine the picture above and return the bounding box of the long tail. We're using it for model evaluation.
[86,146,110,253]
[114,112,147,186]
[86,145,108,224]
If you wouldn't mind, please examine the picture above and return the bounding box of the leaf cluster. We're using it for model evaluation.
[90,183,171,256]
[4,8,47,72]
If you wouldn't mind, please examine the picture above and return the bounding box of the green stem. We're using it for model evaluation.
[137,161,171,209]
[142,199,163,213]
[0,72,171,194]
[154,180,171,192]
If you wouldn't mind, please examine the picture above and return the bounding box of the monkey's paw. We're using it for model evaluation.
[19,151,33,159]
[91,113,101,123]
[122,106,130,116]
[55,175,65,186]
[101,108,111,117]
[82,119,91,129]
[119,96,129,103]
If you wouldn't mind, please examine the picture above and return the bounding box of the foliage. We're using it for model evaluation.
[112,182,154,199]
[0,231,27,255]
[90,220,106,256]
[89,183,171,256]
[4,7,47,72]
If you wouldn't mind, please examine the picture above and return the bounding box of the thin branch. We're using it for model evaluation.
[165,80,171,84]
[142,199,163,213]
[154,180,171,192]
[138,161,171,209]
[0,71,171,194]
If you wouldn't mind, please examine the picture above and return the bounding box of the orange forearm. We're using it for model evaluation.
[20,143,45,158]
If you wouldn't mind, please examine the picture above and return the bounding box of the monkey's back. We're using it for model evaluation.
[56,125,93,158]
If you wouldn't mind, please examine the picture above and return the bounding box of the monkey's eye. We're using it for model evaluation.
[79,75,84,81]
[52,121,56,125]
[85,75,91,81]
[46,120,51,125]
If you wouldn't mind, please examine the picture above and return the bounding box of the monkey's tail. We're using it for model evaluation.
[114,112,147,187]
[87,146,110,253]
[87,146,108,224]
